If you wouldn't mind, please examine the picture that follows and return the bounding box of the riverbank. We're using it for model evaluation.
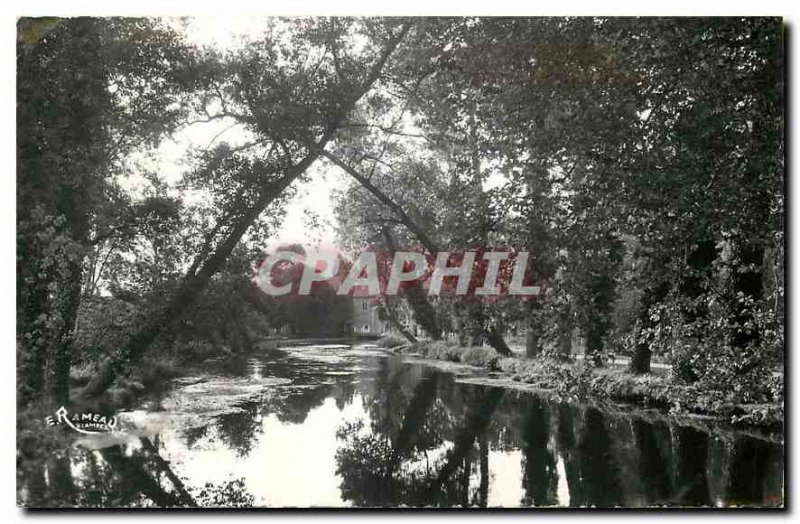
[21,339,784,508]
[379,337,784,432]
[65,335,783,433]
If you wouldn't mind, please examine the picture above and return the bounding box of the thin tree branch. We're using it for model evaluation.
[322,150,440,255]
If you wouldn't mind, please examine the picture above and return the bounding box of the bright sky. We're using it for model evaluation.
[134,17,344,253]
[134,17,509,256]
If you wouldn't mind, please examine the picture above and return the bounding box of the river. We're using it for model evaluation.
[23,341,784,508]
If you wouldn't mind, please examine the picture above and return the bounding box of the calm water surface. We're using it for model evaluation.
[25,342,784,508]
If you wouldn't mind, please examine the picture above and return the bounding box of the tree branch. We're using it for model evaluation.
[322,150,440,255]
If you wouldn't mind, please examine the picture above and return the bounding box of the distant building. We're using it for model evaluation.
[349,297,422,338]
[351,297,388,336]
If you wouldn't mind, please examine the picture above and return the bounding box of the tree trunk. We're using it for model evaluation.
[404,280,443,340]
[461,302,512,356]
[77,28,410,401]
[631,419,671,504]
[46,259,83,404]
[575,408,622,507]
[99,446,192,507]
[79,161,315,400]
[525,301,543,358]
[554,404,582,506]
[671,425,710,506]
[555,331,572,361]
[381,226,442,340]
[426,388,504,503]
[478,434,489,508]
[465,304,485,346]
[379,300,418,344]
[46,453,76,506]
[486,325,512,356]
[327,151,516,352]
[389,369,437,466]
[727,436,771,505]
[521,397,557,506]
[674,240,717,382]
[585,272,614,367]
[18,276,50,404]
[629,281,670,375]
[731,243,764,351]
[628,341,651,375]
[139,437,197,506]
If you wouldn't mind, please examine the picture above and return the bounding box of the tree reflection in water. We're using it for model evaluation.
[19,351,784,508]
[21,436,254,508]
[520,396,557,507]
[333,359,783,508]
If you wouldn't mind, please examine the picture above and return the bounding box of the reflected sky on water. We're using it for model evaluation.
[21,342,784,508]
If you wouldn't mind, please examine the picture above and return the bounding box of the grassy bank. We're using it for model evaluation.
[378,335,783,431]
[68,355,184,412]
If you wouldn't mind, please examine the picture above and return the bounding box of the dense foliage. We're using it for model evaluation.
[17,17,782,475]
[332,18,784,400]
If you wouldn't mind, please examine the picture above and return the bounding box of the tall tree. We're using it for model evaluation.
[17,17,198,404]
[79,19,413,400]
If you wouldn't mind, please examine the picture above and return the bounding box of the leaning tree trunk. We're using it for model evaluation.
[389,368,438,467]
[426,387,505,502]
[79,166,306,400]
[378,300,418,344]
[325,151,514,353]
[381,227,442,340]
[78,28,410,401]
[99,445,194,507]
[460,301,512,356]
[404,280,443,340]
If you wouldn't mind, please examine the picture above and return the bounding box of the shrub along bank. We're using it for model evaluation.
[382,337,783,431]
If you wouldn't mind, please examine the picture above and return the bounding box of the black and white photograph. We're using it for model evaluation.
[13,8,786,510]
